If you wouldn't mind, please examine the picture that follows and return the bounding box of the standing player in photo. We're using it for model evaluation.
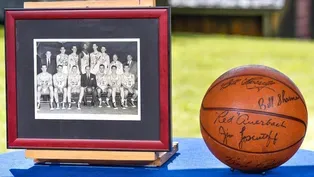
[90,43,102,74]
[96,64,110,108]
[53,65,68,109]
[79,43,90,74]
[56,46,69,75]
[68,46,79,74]
[100,46,110,73]
[109,54,123,75]
[67,65,81,109]
[37,64,54,110]
[108,65,124,109]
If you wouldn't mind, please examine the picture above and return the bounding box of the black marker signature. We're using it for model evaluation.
[214,111,234,124]
[236,113,286,129]
[219,126,234,145]
[277,90,300,106]
[241,77,276,92]
[214,111,286,129]
[258,96,274,110]
[256,159,282,169]
[238,126,278,150]
[225,156,253,168]
[220,78,242,90]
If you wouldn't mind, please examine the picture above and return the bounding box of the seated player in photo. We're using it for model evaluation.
[37,64,54,110]
[109,54,123,75]
[108,65,124,109]
[53,65,68,109]
[121,64,137,108]
[56,46,69,75]
[77,66,98,109]
[96,64,110,108]
[67,65,81,109]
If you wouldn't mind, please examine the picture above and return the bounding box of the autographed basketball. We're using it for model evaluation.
[200,65,307,173]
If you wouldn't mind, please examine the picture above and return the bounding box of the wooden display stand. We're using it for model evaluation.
[25,142,178,167]
[23,0,177,167]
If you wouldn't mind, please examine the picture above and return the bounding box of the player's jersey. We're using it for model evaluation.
[68,53,79,73]
[110,61,123,75]
[53,73,67,88]
[80,51,90,74]
[90,51,101,68]
[37,72,52,88]
[96,72,109,88]
[90,51,102,74]
[100,53,110,70]
[121,73,135,88]
[109,74,121,88]
[68,73,81,87]
[56,53,69,74]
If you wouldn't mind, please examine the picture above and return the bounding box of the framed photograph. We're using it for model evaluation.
[5,7,171,151]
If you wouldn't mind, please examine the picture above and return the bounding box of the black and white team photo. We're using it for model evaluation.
[34,39,140,121]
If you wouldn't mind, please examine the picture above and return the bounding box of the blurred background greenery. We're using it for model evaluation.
[1,0,314,153]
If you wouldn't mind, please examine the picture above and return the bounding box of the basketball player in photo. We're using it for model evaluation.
[37,64,54,110]
[67,65,81,109]
[108,65,124,109]
[100,46,110,73]
[79,43,90,74]
[96,64,110,108]
[121,64,137,108]
[53,65,68,109]
[68,46,79,74]
[56,46,69,75]
[90,43,102,74]
[109,54,123,75]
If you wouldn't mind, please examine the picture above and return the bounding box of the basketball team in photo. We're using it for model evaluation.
[35,41,139,113]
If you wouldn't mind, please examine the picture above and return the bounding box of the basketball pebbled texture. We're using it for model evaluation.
[200,65,308,173]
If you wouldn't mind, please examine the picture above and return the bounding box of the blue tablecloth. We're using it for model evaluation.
[1,138,314,177]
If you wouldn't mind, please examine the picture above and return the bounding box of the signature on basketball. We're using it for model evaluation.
[225,156,281,169]
[220,78,241,90]
[258,90,300,110]
[214,111,287,129]
[241,77,276,92]
[219,77,276,92]
[238,126,278,150]
[225,156,253,168]
[255,159,282,169]
[219,126,234,145]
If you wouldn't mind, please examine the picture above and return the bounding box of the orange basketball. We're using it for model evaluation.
[200,65,308,173]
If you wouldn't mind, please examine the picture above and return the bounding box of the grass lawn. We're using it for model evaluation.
[1,27,314,153]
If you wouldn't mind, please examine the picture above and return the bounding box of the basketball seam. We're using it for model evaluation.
[201,106,307,128]
[200,121,305,154]
[203,74,307,111]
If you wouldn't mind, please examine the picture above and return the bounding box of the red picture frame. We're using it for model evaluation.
[5,7,171,151]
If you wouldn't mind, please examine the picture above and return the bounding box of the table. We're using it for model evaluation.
[1,138,314,177]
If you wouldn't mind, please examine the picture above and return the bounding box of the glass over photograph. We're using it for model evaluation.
[34,38,141,121]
